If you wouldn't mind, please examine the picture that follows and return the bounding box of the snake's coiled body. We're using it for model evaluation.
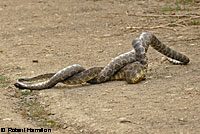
[14,32,190,90]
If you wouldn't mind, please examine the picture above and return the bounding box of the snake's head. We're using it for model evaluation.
[125,63,146,84]
[14,82,26,89]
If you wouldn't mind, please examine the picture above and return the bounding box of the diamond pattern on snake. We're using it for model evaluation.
[14,32,190,90]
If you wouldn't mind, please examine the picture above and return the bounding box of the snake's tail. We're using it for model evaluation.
[18,73,55,82]
[165,57,186,65]
[14,73,57,90]
[14,80,53,90]
[140,32,190,65]
[151,39,190,65]
[14,64,85,90]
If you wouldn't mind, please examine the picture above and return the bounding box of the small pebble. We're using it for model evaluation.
[102,108,112,112]
[32,60,38,63]
[119,117,132,123]
[165,75,172,78]
[63,124,68,129]
[161,56,167,63]
[3,118,12,121]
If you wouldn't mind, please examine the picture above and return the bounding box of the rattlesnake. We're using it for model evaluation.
[14,32,190,90]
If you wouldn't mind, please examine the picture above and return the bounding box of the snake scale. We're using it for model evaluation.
[14,32,190,90]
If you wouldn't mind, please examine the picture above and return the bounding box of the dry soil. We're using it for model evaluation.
[0,0,200,134]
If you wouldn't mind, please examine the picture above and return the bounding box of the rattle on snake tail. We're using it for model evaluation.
[14,32,190,90]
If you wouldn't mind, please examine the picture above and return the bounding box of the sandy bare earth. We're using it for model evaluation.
[0,0,200,133]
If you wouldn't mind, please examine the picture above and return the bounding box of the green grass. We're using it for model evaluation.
[175,5,181,10]
[16,91,62,129]
[161,5,190,11]
[2,84,9,88]
[176,0,193,3]
[0,77,6,81]
[190,20,200,25]
[161,5,182,11]
[184,0,193,2]
[161,0,195,12]
[162,6,173,11]
[0,76,10,88]
[21,90,31,96]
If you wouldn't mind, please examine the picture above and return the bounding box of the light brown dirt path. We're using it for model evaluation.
[0,0,200,133]
[0,86,34,128]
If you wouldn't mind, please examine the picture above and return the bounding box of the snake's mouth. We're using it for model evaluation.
[134,73,145,83]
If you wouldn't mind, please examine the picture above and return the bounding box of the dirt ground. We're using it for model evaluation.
[0,0,200,133]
